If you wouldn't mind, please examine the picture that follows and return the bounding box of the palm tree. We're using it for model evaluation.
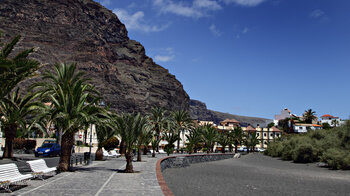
[143,129,153,155]
[0,34,41,100]
[149,107,167,152]
[115,113,147,173]
[136,120,151,162]
[303,109,317,124]
[95,112,116,161]
[0,89,41,158]
[162,130,180,156]
[171,109,192,153]
[217,132,230,153]
[201,124,218,153]
[185,127,202,154]
[151,139,160,157]
[32,63,100,171]
[331,119,339,127]
[231,127,244,153]
[244,132,259,153]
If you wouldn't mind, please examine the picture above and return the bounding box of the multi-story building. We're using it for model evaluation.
[320,114,345,127]
[242,125,282,148]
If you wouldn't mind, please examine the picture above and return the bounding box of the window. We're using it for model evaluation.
[276,134,280,137]
[257,133,259,136]
[270,134,273,137]
[299,127,303,130]
[264,133,267,137]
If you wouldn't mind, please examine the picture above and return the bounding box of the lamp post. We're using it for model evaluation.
[88,123,93,164]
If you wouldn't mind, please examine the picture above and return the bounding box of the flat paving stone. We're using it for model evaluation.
[1,154,165,196]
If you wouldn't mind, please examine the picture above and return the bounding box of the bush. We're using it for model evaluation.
[321,148,350,170]
[13,138,36,149]
[292,143,318,163]
[102,137,119,150]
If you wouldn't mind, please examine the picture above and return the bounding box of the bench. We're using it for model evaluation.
[109,150,121,158]
[0,163,33,192]
[27,159,56,180]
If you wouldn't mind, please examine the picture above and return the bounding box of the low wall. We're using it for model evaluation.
[160,153,234,172]
[156,153,234,196]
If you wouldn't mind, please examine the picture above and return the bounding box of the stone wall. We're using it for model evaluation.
[160,153,234,172]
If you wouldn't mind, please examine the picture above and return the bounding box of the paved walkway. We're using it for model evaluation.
[2,155,165,196]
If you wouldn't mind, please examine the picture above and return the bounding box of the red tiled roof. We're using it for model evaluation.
[245,125,256,132]
[270,126,282,132]
[221,119,239,123]
[321,114,335,118]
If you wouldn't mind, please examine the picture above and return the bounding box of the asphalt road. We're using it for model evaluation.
[162,153,350,196]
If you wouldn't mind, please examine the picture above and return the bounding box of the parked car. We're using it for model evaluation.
[35,143,61,157]
[256,148,265,152]
[238,147,247,152]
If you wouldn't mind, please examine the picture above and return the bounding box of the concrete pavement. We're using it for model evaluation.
[1,154,165,196]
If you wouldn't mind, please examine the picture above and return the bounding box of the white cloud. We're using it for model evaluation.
[155,55,175,62]
[310,9,325,18]
[153,47,175,62]
[193,0,222,11]
[113,9,168,32]
[209,24,222,37]
[153,0,221,18]
[242,27,249,34]
[222,0,265,7]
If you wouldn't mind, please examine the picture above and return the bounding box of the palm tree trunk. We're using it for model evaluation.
[143,146,148,155]
[176,133,180,153]
[137,147,142,162]
[234,143,238,153]
[2,124,17,158]
[152,149,155,157]
[95,147,103,161]
[57,132,74,172]
[221,146,225,153]
[125,150,134,173]
[229,144,232,152]
[120,140,126,155]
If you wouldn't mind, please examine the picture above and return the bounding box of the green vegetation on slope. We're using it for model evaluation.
[264,121,350,170]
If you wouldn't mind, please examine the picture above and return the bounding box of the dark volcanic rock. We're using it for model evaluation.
[0,0,189,113]
[190,99,272,127]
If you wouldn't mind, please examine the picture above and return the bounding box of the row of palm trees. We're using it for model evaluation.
[0,34,259,174]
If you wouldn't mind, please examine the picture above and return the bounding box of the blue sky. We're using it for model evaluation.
[95,0,350,120]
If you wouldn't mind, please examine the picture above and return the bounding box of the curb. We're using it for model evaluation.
[155,153,234,196]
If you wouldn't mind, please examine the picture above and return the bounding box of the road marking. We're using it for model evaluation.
[19,173,72,196]
[94,163,126,196]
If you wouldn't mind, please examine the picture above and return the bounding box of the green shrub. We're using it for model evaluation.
[292,143,318,163]
[265,141,283,157]
[13,138,36,149]
[102,137,119,150]
[321,148,350,170]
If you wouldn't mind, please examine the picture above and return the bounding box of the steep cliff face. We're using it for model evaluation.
[0,0,189,113]
[190,99,272,127]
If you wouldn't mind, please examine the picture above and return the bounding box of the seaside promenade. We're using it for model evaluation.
[1,155,164,196]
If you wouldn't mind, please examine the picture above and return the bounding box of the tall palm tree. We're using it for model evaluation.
[149,107,167,152]
[244,132,259,153]
[136,119,151,162]
[217,132,230,153]
[95,112,116,161]
[143,129,153,155]
[162,130,180,156]
[32,63,100,171]
[185,127,202,154]
[0,34,41,100]
[0,89,41,158]
[115,113,147,173]
[303,109,317,124]
[201,124,218,153]
[231,127,244,153]
[171,109,192,153]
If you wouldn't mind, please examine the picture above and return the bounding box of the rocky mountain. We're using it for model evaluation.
[190,99,272,127]
[0,0,189,113]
